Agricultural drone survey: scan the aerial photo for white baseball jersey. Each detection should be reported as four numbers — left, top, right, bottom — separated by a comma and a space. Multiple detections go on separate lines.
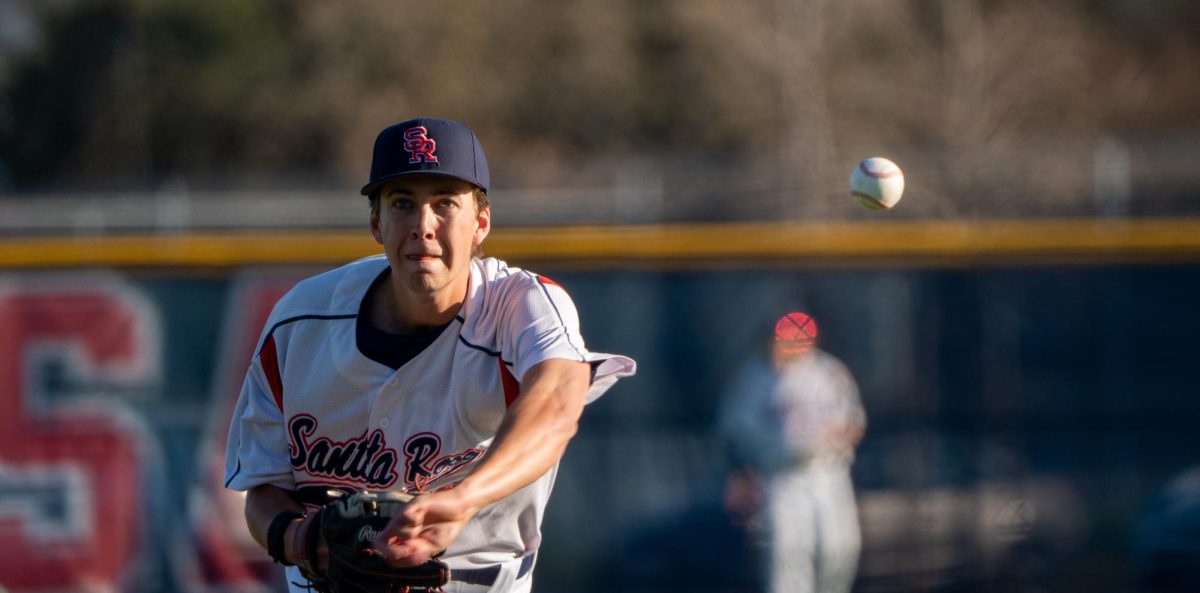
720, 349, 863, 471
224, 255, 636, 592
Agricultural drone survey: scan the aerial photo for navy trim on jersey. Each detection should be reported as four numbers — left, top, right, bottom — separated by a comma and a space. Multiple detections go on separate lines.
260, 313, 356, 353
528, 272, 587, 360
455, 315, 515, 366
224, 459, 241, 487
235, 313, 354, 490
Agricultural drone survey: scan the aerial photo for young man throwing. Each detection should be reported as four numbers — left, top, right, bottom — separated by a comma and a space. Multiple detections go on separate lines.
224, 117, 636, 592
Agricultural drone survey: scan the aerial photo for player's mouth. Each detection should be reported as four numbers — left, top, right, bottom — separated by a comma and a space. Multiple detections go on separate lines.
405, 253, 441, 261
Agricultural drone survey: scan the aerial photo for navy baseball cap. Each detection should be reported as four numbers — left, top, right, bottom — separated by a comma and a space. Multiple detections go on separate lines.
360, 117, 490, 196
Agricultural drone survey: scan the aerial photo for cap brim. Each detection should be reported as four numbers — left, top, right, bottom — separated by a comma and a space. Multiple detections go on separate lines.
360, 170, 487, 196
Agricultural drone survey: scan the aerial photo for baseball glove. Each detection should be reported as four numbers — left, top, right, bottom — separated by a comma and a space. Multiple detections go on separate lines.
296, 490, 450, 593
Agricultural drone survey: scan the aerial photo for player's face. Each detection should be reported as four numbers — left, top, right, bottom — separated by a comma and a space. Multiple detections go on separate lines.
370, 175, 490, 303
771, 340, 813, 370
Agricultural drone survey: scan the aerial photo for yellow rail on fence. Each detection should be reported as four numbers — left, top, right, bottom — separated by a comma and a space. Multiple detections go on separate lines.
3, 219, 1200, 268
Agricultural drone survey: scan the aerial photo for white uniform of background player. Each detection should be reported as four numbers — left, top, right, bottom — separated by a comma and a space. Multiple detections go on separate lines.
224, 117, 635, 593
719, 312, 865, 593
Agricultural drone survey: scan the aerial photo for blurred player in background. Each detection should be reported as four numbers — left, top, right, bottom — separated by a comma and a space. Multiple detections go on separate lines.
719, 312, 866, 593
224, 116, 636, 593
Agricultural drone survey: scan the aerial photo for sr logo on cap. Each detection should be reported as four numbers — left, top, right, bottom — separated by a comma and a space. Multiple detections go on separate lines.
361, 117, 490, 196
403, 126, 438, 164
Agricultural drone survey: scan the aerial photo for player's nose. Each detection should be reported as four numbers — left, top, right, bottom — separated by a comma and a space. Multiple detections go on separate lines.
410, 204, 436, 239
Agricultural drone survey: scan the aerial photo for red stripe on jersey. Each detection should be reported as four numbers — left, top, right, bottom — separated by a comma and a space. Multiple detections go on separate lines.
259, 335, 285, 412
537, 274, 561, 288
499, 359, 520, 407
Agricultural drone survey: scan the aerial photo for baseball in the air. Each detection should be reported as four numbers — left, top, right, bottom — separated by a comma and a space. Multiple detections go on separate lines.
850, 157, 905, 210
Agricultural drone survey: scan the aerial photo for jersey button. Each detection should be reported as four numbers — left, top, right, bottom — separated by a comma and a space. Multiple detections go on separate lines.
379, 418, 390, 428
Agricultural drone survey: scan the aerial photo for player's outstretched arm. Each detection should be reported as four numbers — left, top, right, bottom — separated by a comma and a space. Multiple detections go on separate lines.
374, 358, 591, 566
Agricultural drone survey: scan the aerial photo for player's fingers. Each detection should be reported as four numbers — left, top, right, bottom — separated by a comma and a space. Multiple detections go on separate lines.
375, 515, 419, 549
375, 513, 438, 548
372, 542, 425, 567
396, 525, 422, 540
374, 536, 439, 567
400, 499, 430, 525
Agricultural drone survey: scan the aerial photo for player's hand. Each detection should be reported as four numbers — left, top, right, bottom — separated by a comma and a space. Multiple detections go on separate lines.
285, 512, 330, 571
818, 421, 864, 458
373, 488, 478, 567
723, 468, 764, 525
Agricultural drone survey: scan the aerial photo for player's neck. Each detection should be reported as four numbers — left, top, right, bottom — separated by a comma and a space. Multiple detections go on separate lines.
376, 273, 466, 332
772, 349, 817, 372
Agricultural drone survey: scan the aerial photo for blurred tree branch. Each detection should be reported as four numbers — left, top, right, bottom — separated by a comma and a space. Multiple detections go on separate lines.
0, 0, 1196, 219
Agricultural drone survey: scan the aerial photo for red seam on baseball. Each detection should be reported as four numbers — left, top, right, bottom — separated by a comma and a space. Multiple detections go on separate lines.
852, 190, 888, 208
859, 161, 901, 179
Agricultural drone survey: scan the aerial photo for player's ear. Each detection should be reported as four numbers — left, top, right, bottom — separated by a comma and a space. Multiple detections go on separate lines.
369, 206, 384, 245
473, 204, 491, 246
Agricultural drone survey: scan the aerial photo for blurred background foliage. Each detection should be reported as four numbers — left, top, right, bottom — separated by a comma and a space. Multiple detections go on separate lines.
1, 0, 1198, 220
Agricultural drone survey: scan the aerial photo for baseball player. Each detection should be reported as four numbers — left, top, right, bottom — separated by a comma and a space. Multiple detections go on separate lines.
719, 312, 865, 593
224, 117, 636, 593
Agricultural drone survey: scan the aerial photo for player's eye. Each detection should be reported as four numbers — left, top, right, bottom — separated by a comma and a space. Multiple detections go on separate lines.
390, 197, 414, 210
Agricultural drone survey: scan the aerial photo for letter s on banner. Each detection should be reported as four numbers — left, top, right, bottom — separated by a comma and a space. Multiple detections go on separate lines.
0, 276, 160, 592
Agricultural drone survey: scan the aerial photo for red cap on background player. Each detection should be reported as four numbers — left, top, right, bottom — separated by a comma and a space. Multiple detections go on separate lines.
774, 312, 818, 354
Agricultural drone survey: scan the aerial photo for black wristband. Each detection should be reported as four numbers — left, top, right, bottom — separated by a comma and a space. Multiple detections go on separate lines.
267, 510, 304, 566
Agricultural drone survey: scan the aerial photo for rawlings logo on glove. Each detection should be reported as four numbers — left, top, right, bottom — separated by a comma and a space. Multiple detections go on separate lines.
356, 525, 384, 544
295, 490, 450, 593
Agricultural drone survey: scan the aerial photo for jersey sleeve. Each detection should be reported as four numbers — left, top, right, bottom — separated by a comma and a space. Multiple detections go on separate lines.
717, 363, 786, 471
496, 274, 635, 403
835, 360, 867, 430
223, 351, 296, 492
